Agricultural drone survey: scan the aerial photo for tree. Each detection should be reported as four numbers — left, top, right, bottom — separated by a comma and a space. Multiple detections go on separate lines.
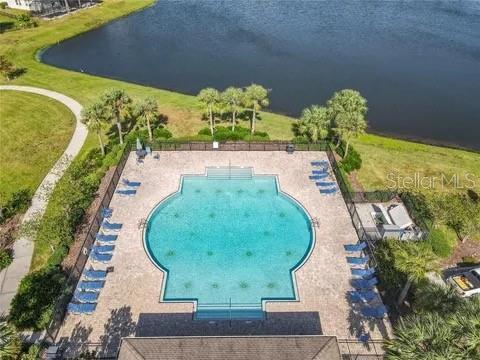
222, 87, 243, 131
244, 84, 269, 134
327, 89, 368, 157
394, 242, 438, 306
135, 97, 159, 142
429, 192, 480, 242
81, 103, 107, 156
296, 105, 330, 142
197, 88, 220, 135
0, 317, 20, 359
101, 89, 132, 145
414, 283, 463, 314
0, 56, 15, 81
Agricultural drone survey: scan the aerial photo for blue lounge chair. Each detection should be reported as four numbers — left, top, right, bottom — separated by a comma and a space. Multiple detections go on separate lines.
316, 181, 336, 187
358, 333, 370, 343
320, 187, 338, 194
92, 245, 115, 254
361, 305, 387, 319
344, 242, 367, 252
77, 280, 105, 292
96, 233, 117, 242
101, 220, 122, 231
351, 267, 376, 278
311, 160, 329, 167
348, 290, 377, 303
84, 268, 107, 280
146, 146, 152, 155
122, 178, 141, 187
352, 277, 378, 289
90, 251, 112, 263
347, 255, 370, 265
309, 174, 329, 180
74, 290, 99, 303
116, 189, 137, 196
312, 169, 327, 175
101, 207, 113, 218
67, 302, 96, 314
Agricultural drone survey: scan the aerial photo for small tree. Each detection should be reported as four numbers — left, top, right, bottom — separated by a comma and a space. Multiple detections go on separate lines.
244, 84, 269, 134
101, 89, 132, 145
0, 56, 15, 81
222, 87, 243, 131
327, 89, 368, 156
197, 88, 220, 135
296, 105, 329, 142
394, 241, 438, 306
81, 103, 107, 156
0, 317, 21, 359
135, 97, 159, 142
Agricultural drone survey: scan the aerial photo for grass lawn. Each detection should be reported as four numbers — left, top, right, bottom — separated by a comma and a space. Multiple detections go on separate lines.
0, 91, 75, 206
352, 134, 480, 194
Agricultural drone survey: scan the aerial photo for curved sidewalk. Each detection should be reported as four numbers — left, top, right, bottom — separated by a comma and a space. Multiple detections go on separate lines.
0, 86, 87, 313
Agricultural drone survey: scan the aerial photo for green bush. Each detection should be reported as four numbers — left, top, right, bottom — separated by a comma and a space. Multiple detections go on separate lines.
15, 14, 37, 29
426, 226, 456, 258
291, 136, 310, 144
10, 266, 65, 331
0, 249, 12, 270
336, 142, 362, 173
124, 127, 172, 145
0, 188, 32, 223
197, 126, 269, 141
0, 2, 7, 9
373, 240, 408, 294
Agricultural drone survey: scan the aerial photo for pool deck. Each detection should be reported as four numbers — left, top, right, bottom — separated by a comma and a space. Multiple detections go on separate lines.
57, 151, 392, 356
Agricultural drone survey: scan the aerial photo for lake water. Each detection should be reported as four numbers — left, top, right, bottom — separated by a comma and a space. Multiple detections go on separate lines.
42, 0, 480, 150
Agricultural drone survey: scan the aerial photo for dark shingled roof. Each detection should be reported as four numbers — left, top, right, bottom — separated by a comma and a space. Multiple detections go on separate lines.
117, 335, 341, 360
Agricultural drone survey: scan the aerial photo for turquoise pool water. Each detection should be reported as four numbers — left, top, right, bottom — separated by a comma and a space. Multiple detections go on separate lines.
144, 175, 313, 308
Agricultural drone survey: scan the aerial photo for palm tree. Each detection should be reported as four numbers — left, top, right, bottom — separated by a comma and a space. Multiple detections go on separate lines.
244, 84, 269, 134
135, 97, 159, 142
327, 89, 368, 155
101, 89, 132, 145
197, 88, 220, 135
0, 317, 20, 359
449, 295, 480, 358
296, 105, 329, 142
81, 102, 107, 156
414, 283, 463, 314
222, 87, 243, 131
394, 242, 438, 306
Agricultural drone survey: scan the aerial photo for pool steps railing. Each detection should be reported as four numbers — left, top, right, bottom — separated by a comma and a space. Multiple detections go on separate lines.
195, 302, 264, 321
206, 166, 253, 180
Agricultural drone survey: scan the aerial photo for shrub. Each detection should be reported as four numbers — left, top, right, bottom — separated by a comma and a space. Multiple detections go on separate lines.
0, 249, 12, 270
291, 136, 309, 144
373, 239, 408, 295
425, 226, 456, 258
0, 188, 32, 223
125, 127, 173, 145
198, 127, 212, 136
336, 142, 362, 173
0, 2, 7, 9
19, 344, 42, 360
15, 14, 37, 29
197, 126, 269, 141
9, 266, 65, 331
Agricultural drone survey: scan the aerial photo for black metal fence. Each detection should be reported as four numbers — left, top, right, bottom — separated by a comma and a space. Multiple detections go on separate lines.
45, 147, 130, 343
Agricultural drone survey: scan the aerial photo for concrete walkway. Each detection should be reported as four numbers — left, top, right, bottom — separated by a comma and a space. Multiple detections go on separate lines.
0, 86, 87, 313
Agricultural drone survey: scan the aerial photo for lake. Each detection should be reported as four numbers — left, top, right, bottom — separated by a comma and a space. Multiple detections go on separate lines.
42, 0, 480, 150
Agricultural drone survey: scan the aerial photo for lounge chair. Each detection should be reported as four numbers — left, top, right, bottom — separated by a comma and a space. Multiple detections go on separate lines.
90, 251, 112, 263
316, 181, 336, 187
352, 277, 378, 290
96, 233, 118, 242
74, 290, 99, 303
92, 245, 115, 254
309, 174, 329, 180
312, 169, 327, 175
348, 290, 377, 303
351, 267, 376, 278
101, 207, 113, 218
320, 187, 338, 194
311, 160, 329, 167
344, 242, 367, 252
146, 146, 152, 155
67, 302, 96, 314
347, 255, 370, 265
77, 280, 105, 292
84, 268, 107, 280
361, 305, 387, 319
116, 189, 137, 196
122, 178, 141, 187
101, 220, 122, 231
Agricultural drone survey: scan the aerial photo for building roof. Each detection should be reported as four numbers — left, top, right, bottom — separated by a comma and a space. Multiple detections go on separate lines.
117, 335, 341, 360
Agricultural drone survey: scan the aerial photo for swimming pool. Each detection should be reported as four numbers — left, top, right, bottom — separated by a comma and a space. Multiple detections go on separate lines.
144, 173, 314, 314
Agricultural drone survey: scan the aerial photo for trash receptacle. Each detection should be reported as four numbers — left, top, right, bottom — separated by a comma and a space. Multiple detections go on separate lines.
286, 144, 295, 154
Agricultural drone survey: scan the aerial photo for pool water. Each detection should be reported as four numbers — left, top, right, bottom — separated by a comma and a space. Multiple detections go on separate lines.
144, 175, 313, 308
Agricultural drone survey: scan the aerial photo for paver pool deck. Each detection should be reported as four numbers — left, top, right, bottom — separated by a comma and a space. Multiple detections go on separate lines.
57, 151, 391, 356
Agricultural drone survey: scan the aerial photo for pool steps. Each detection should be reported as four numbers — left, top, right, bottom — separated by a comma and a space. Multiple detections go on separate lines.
206, 166, 253, 180
195, 303, 264, 320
